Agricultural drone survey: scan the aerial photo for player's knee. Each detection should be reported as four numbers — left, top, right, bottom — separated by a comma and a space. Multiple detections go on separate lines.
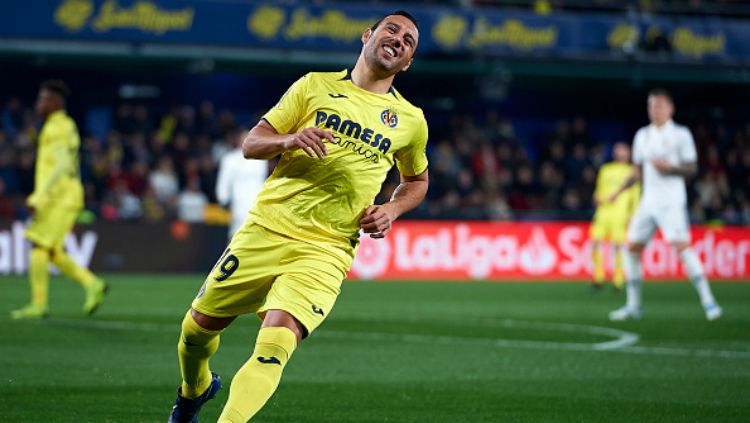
262, 310, 305, 343
190, 308, 236, 331
180, 310, 225, 349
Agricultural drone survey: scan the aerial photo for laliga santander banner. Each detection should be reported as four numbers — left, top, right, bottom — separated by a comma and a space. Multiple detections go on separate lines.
350, 221, 750, 281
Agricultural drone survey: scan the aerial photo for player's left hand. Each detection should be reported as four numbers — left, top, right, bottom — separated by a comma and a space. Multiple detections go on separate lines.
359, 204, 396, 239
651, 158, 673, 174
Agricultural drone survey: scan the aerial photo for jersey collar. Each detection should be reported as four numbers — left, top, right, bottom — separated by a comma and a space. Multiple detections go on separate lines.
340, 69, 399, 100
651, 119, 674, 132
47, 109, 67, 120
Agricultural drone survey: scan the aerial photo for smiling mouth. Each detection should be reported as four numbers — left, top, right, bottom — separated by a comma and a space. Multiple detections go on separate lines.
382, 45, 397, 58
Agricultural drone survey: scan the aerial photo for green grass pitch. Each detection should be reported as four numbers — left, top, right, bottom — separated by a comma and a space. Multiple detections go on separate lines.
1, 275, 749, 422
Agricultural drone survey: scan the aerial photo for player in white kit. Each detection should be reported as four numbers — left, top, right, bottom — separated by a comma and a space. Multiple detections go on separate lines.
216, 128, 268, 238
607, 89, 722, 321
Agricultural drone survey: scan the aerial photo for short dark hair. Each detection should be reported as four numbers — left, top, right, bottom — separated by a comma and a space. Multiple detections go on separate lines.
648, 88, 673, 104
370, 10, 419, 32
41, 79, 71, 99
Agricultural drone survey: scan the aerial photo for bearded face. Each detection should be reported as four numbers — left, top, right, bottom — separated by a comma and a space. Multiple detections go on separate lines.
363, 15, 418, 75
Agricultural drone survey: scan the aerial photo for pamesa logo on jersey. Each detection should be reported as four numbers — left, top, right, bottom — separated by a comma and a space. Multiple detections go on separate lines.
381, 109, 398, 128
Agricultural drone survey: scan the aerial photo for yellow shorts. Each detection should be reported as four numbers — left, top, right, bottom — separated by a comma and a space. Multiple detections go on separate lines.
191, 221, 354, 336
25, 205, 80, 250
589, 211, 628, 244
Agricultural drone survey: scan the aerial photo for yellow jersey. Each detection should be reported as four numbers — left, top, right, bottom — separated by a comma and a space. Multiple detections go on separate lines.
30, 110, 84, 209
593, 161, 639, 218
250, 70, 429, 246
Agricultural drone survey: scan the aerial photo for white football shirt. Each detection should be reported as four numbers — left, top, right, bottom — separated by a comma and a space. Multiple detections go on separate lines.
216, 148, 268, 236
632, 120, 697, 206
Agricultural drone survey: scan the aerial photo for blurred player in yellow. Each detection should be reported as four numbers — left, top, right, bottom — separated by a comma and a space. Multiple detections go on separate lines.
11, 80, 107, 320
167, 11, 429, 423
590, 142, 640, 291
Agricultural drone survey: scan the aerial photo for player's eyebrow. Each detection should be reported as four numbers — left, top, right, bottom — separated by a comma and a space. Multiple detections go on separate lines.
385, 21, 416, 45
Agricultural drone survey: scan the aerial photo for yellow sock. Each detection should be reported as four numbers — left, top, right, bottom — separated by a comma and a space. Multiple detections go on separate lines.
29, 247, 50, 307
178, 310, 221, 398
218, 327, 297, 423
613, 247, 625, 289
51, 250, 96, 289
592, 244, 605, 284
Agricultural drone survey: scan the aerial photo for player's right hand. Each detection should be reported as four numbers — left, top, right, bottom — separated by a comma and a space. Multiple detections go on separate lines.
608, 192, 619, 203
283, 127, 333, 159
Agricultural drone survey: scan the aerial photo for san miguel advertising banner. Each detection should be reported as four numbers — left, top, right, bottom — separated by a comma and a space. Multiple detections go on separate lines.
350, 221, 750, 281
1, 219, 748, 280
0, 0, 749, 62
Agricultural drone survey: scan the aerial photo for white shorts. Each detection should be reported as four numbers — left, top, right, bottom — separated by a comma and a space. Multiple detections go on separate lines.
627, 202, 691, 244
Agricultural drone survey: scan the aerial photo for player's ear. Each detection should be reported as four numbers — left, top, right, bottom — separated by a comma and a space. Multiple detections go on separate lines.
401, 58, 413, 72
362, 28, 372, 44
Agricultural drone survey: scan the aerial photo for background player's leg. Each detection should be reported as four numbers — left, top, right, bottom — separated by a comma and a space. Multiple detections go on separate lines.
51, 248, 97, 289
624, 243, 645, 310
675, 242, 722, 320
609, 242, 646, 320
50, 248, 107, 314
590, 240, 606, 288
612, 244, 627, 290
610, 207, 654, 320
29, 247, 50, 307
218, 309, 302, 423
11, 246, 51, 319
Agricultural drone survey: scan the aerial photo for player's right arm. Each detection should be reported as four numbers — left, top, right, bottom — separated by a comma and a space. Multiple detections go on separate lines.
242, 120, 333, 160
609, 165, 641, 202
242, 72, 333, 160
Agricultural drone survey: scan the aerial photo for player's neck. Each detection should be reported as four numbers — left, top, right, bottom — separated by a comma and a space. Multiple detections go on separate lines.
350, 61, 396, 95
652, 119, 670, 128
43, 107, 64, 119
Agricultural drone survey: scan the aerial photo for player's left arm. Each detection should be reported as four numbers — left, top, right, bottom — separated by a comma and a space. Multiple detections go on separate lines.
27, 143, 69, 209
651, 159, 697, 178
360, 114, 429, 239
359, 170, 429, 239
651, 127, 698, 178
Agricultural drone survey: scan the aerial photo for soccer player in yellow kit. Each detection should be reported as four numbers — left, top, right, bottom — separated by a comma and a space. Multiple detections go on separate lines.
10, 80, 107, 320
589, 142, 640, 290
167, 11, 429, 423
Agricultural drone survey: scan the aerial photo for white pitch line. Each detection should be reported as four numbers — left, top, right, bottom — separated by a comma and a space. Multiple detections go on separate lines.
620, 345, 750, 359
34, 317, 750, 359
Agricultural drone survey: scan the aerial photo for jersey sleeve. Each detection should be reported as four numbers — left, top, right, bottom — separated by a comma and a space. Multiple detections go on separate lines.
632, 129, 644, 165
394, 113, 429, 177
31, 120, 73, 201
262, 73, 311, 134
678, 128, 698, 163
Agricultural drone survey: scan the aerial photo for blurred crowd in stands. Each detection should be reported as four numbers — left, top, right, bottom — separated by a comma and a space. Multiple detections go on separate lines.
1, 97, 748, 225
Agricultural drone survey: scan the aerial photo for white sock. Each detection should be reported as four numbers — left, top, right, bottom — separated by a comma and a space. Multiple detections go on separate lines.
679, 248, 717, 306
623, 251, 642, 310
